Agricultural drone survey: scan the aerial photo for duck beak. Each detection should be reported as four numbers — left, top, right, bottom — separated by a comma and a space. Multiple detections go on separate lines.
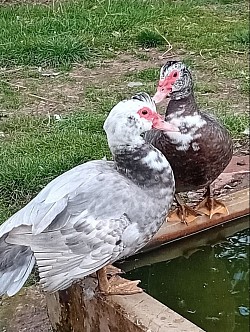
152, 114, 179, 132
153, 80, 172, 104
153, 89, 171, 104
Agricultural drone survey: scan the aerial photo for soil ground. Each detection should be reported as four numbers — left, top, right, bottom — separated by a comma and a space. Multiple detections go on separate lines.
0, 286, 51, 332
1, 49, 248, 117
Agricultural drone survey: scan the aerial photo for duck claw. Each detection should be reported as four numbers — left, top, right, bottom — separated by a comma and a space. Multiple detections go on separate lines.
167, 205, 202, 225
97, 267, 142, 295
101, 275, 143, 295
196, 197, 229, 219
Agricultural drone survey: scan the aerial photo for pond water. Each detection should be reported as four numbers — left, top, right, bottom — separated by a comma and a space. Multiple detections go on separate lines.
124, 220, 249, 332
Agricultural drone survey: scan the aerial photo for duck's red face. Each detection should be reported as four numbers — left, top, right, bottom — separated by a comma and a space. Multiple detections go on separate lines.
153, 69, 180, 104
137, 106, 178, 132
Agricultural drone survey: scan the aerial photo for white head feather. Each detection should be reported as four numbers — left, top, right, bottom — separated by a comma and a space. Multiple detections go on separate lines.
103, 93, 157, 151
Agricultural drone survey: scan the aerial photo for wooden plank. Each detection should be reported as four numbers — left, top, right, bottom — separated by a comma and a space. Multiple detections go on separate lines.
119, 214, 249, 272
143, 188, 249, 253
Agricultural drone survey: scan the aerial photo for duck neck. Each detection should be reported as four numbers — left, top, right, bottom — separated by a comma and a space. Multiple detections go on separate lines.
166, 92, 198, 117
113, 144, 173, 190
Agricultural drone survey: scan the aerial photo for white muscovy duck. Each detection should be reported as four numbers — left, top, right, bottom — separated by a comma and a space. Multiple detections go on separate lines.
0, 92, 177, 297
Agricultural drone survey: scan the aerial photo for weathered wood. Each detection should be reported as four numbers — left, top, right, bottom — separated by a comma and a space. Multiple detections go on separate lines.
46, 277, 204, 332
143, 188, 249, 253
120, 214, 249, 273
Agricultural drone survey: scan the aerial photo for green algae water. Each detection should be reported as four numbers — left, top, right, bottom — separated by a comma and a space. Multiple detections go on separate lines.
124, 219, 249, 332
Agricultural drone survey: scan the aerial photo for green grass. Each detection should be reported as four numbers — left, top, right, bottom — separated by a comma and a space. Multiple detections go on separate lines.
0, 111, 110, 221
0, 0, 248, 67
218, 111, 249, 137
231, 28, 249, 46
136, 30, 165, 48
0, 81, 23, 109
240, 81, 249, 95
126, 67, 159, 82
0, 0, 249, 224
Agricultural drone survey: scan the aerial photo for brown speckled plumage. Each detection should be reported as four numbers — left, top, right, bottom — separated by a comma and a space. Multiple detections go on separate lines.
146, 93, 233, 192
147, 62, 233, 194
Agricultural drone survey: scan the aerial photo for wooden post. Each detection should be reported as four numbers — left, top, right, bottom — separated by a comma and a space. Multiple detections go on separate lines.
46, 277, 204, 332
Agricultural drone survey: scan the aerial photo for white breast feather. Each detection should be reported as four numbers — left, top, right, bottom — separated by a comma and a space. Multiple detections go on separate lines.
142, 150, 167, 171
192, 142, 200, 151
167, 114, 206, 151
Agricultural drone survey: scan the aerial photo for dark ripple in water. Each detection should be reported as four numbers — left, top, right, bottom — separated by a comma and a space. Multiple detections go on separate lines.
126, 228, 250, 332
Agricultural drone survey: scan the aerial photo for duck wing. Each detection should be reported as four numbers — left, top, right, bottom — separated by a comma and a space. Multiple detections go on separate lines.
1, 160, 140, 292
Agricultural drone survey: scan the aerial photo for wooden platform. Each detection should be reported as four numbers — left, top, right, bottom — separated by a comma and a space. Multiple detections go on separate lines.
46, 278, 204, 332
143, 188, 249, 253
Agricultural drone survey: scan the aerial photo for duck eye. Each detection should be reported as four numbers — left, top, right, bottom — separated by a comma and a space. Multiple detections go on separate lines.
138, 107, 152, 117
173, 72, 178, 77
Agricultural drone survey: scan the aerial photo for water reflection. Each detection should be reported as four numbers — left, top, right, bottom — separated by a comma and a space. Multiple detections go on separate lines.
126, 228, 249, 332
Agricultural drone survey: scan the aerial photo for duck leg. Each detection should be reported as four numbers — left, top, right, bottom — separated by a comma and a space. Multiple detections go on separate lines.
196, 185, 229, 219
105, 264, 124, 276
97, 267, 142, 295
167, 193, 201, 225
90, 264, 123, 279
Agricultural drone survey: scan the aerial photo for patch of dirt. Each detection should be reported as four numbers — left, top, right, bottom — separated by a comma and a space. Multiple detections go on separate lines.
0, 286, 51, 332
1, 48, 247, 118
234, 139, 249, 156
0, 50, 168, 116
213, 155, 249, 195
194, 52, 249, 113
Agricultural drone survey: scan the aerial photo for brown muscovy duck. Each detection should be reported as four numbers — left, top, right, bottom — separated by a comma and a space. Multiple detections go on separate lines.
146, 61, 233, 223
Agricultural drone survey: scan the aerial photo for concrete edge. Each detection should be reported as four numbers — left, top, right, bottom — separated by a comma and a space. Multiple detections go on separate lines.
46, 277, 204, 332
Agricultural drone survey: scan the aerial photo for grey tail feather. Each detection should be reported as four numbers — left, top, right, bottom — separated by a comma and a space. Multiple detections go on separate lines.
0, 236, 35, 296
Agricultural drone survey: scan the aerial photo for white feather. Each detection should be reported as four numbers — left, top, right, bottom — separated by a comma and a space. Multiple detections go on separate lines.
166, 114, 206, 151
